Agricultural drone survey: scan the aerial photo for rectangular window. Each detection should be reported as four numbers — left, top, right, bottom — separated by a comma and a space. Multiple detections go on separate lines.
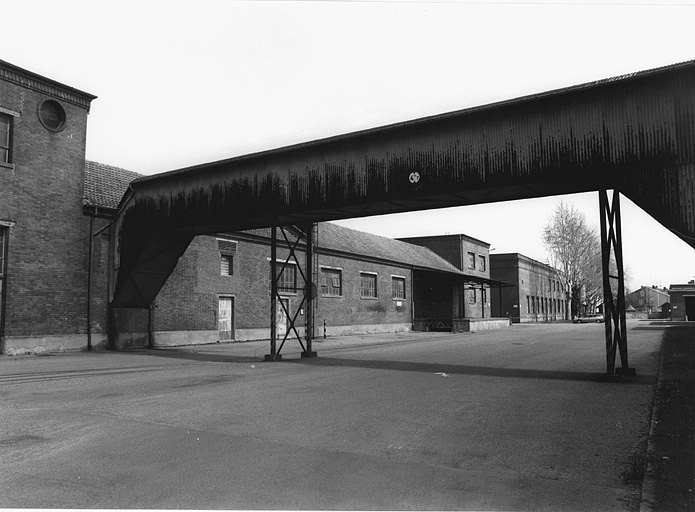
482, 287, 487, 303
467, 251, 476, 270
469, 288, 476, 303
392, 276, 406, 300
220, 254, 233, 276
218, 239, 237, 276
360, 272, 377, 298
321, 267, 342, 296
0, 113, 11, 164
274, 262, 297, 293
478, 255, 486, 272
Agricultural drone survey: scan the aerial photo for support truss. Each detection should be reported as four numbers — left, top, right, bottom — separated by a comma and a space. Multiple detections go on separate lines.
598, 190, 635, 377
265, 223, 317, 361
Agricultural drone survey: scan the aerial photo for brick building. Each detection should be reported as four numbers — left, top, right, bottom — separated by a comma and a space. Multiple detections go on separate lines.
0, 60, 97, 354
397, 234, 498, 320
1, 59, 509, 355
669, 281, 695, 321
109, 220, 469, 348
489, 253, 566, 323
625, 285, 670, 317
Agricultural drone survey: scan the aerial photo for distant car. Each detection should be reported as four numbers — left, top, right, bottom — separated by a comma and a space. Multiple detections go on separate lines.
573, 314, 604, 323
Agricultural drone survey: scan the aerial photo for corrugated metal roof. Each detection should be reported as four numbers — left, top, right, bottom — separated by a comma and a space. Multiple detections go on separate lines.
84, 160, 142, 210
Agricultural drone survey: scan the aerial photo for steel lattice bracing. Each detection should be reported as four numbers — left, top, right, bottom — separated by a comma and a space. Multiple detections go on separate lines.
112, 60, 695, 309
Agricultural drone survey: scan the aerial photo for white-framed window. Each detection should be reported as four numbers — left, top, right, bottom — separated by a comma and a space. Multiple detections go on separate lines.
467, 251, 476, 270
0, 113, 12, 164
321, 267, 342, 297
360, 272, 377, 299
273, 261, 297, 293
478, 255, 486, 272
392, 276, 406, 300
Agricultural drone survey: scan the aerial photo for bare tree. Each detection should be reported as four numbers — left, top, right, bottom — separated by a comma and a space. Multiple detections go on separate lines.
541, 201, 599, 320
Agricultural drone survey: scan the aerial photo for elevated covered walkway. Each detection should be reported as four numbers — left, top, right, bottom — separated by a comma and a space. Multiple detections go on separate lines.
111, 60, 695, 373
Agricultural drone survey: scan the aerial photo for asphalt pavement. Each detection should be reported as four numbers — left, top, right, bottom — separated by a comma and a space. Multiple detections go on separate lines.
0, 320, 687, 511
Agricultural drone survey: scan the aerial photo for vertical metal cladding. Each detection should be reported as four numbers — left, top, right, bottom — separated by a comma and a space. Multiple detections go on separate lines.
114, 61, 695, 307
133, 63, 690, 232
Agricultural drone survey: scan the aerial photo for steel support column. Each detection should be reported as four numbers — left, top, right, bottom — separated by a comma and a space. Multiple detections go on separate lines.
598, 190, 635, 377
265, 224, 317, 361
302, 223, 317, 358
265, 224, 281, 361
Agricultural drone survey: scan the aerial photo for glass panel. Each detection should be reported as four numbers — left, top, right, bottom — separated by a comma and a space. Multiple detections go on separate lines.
0, 148, 7, 163
361, 274, 376, 298
0, 129, 8, 147
0, 114, 9, 132
276, 263, 296, 292
393, 278, 405, 299
321, 269, 341, 295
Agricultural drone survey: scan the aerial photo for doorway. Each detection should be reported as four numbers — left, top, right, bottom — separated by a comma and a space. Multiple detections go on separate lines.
276, 298, 289, 338
685, 296, 695, 321
218, 296, 235, 341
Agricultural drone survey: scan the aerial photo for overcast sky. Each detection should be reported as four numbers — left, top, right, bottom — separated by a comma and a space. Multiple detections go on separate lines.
4, 0, 694, 290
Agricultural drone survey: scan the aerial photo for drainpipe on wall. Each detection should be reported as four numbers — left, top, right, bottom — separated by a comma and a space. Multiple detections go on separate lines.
87, 208, 95, 351
87, 209, 115, 351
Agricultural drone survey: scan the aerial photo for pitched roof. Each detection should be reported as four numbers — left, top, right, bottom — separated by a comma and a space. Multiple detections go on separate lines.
84, 160, 142, 210
241, 223, 464, 275
318, 222, 463, 274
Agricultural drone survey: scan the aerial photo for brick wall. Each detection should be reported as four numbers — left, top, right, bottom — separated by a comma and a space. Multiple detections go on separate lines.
491, 253, 566, 323
0, 66, 94, 353
115, 232, 414, 345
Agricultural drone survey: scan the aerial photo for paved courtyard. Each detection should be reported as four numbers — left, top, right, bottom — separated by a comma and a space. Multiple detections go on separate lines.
0, 320, 671, 510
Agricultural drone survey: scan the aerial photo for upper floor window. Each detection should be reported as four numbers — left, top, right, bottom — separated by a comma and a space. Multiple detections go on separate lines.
0, 113, 11, 164
478, 255, 486, 272
392, 276, 406, 300
467, 251, 476, 270
360, 272, 377, 298
218, 239, 237, 276
321, 267, 342, 297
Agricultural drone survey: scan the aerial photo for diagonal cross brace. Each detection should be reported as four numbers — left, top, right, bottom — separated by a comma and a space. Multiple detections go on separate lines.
598, 190, 635, 377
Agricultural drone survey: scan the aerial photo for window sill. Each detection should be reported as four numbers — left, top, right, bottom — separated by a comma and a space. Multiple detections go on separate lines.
0, 162, 15, 172
360, 296, 378, 300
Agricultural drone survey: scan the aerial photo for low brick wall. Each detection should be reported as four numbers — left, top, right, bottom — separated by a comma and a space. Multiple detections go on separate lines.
454, 318, 511, 333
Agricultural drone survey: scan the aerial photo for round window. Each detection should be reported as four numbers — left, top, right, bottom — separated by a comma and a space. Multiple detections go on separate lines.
38, 100, 67, 132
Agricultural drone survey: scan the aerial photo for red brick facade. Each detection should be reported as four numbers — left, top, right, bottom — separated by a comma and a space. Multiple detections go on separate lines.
0, 61, 96, 354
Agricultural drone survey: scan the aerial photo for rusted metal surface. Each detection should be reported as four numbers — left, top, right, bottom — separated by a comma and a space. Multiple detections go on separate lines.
113, 60, 695, 308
